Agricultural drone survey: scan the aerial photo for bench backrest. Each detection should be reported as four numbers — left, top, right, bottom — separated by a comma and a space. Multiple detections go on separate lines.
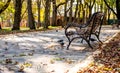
86, 12, 105, 34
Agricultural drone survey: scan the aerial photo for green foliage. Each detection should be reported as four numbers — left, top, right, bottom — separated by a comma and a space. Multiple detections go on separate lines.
105, 0, 115, 6
0, 1, 14, 23
0, 2, 4, 9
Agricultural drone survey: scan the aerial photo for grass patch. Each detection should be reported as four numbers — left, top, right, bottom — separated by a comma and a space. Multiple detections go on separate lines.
48, 26, 60, 29
20, 27, 30, 30
0, 26, 62, 35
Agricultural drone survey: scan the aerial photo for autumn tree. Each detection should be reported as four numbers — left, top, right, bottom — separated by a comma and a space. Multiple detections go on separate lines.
104, 0, 120, 28
0, 0, 11, 29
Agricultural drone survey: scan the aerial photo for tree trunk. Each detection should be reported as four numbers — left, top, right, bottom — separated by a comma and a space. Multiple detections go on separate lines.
107, 9, 111, 25
69, 0, 73, 22
27, 0, 36, 30
52, 0, 57, 26
74, 0, 79, 22
77, 0, 82, 24
37, 0, 41, 28
52, 1, 66, 26
63, 0, 68, 27
88, 0, 95, 18
0, 23, 1, 29
44, 0, 50, 29
116, 0, 120, 28
12, 0, 22, 30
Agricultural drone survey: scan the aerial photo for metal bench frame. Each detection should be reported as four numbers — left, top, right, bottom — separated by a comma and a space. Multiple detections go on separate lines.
65, 12, 105, 50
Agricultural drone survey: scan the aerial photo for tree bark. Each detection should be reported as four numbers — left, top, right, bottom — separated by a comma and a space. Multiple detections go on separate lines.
107, 9, 111, 25
116, 0, 120, 28
116, 0, 120, 19
44, 0, 50, 29
12, 0, 22, 30
37, 0, 41, 28
74, 0, 79, 22
63, 0, 68, 27
0, 23, 1, 29
69, 0, 73, 22
77, 0, 82, 24
52, 0, 57, 26
52, 1, 66, 26
27, 0, 36, 30
86, 0, 95, 18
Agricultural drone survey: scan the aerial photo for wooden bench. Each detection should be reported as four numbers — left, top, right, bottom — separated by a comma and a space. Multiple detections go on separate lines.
65, 12, 105, 50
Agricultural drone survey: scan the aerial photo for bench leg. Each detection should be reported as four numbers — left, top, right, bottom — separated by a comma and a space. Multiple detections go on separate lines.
95, 34, 103, 44
81, 39, 84, 43
66, 36, 94, 49
66, 41, 71, 50
66, 38, 76, 50
85, 39, 93, 49
98, 38, 102, 43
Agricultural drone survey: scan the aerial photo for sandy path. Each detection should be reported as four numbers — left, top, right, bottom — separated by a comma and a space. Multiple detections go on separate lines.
0, 26, 119, 73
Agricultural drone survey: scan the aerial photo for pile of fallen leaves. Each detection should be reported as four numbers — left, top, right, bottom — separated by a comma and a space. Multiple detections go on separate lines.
78, 32, 120, 73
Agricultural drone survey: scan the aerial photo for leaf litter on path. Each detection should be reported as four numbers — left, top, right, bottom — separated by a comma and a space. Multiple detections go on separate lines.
78, 32, 120, 73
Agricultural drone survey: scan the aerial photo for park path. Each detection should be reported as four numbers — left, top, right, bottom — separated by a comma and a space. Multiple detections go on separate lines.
0, 25, 119, 73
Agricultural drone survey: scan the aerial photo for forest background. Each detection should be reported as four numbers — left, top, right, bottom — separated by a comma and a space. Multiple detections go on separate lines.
0, 0, 120, 30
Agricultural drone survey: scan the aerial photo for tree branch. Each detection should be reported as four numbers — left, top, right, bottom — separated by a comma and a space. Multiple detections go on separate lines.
22, 0, 25, 4
0, 0, 11, 14
103, 0, 117, 16
41, 0, 45, 8
66, 6, 72, 13
21, 7, 27, 19
56, 2, 66, 9
91, 0, 95, 8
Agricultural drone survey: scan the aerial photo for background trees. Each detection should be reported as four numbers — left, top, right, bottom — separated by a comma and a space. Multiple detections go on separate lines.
104, 0, 120, 27
0, 0, 119, 30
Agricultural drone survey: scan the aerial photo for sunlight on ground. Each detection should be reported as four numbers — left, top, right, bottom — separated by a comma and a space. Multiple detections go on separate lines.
0, 25, 120, 73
